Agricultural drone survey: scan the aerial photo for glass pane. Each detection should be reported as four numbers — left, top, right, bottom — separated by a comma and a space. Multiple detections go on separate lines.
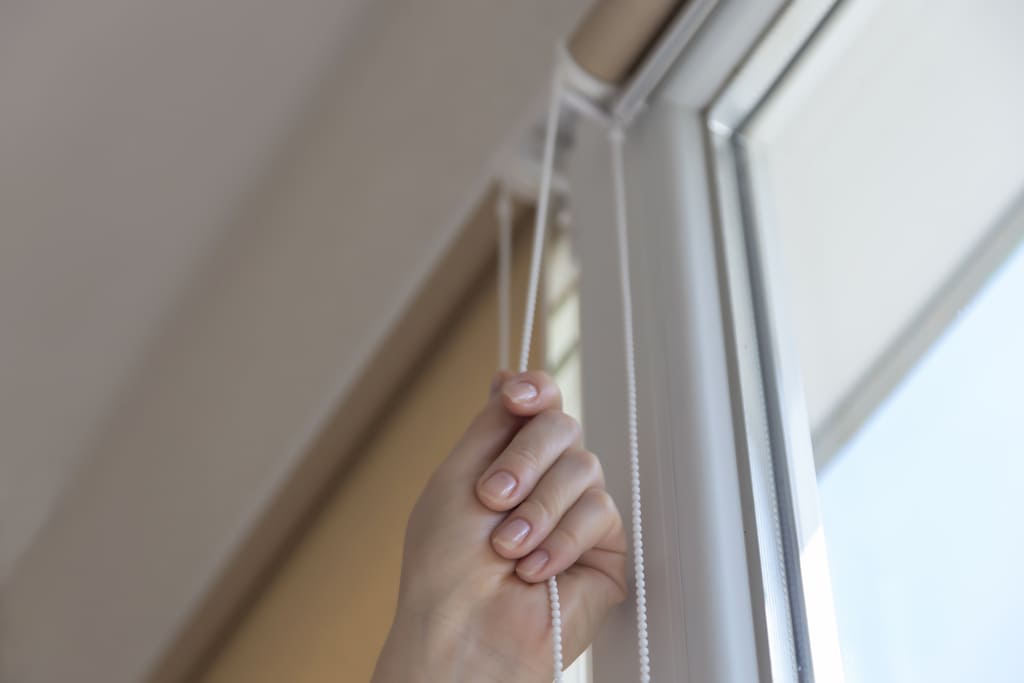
820, 241, 1024, 682
742, 1, 1024, 680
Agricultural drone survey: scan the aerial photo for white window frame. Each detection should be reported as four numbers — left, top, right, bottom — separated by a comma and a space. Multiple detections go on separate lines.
566, 2, 849, 681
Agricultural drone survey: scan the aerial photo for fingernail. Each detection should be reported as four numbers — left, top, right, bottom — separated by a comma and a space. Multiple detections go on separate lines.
503, 380, 538, 404
495, 518, 531, 548
480, 470, 517, 499
519, 549, 550, 576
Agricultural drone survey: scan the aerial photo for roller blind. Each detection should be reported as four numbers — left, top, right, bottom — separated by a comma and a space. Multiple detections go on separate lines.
198, 224, 538, 683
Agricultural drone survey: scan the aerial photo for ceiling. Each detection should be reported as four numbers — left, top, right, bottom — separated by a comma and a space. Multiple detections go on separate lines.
0, 0, 374, 582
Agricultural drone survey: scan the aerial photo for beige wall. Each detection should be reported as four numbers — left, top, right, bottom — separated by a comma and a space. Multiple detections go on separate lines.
199, 234, 534, 682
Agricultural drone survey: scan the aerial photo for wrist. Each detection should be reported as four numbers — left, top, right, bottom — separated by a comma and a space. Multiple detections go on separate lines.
372, 607, 545, 683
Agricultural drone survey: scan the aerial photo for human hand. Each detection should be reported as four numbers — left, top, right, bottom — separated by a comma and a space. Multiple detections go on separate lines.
372, 370, 627, 683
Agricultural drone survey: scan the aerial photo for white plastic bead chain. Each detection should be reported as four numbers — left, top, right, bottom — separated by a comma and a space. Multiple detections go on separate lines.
609, 125, 651, 683
497, 54, 651, 683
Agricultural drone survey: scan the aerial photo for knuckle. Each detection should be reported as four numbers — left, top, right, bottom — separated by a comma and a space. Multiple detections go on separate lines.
540, 409, 580, 442
570, 449, 603, 483
585, 487, 617, 517
518, 496, 554, 527
549, 524, 582, 552
610, 567, 629, 604
537, 407, 561, 423
506, 445, 542, 474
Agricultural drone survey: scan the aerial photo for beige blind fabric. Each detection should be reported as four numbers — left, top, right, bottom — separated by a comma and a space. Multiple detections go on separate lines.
568, 0, 683, 84
198, 228, 536, 683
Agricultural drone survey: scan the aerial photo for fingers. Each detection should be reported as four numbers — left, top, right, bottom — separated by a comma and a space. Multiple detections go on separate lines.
446, 371, 562, 478
489, 447, 604, 560
475, 408, 581, 512
489, 369, 515, 396
515, 487, 624, 584
498, 370, 562, 416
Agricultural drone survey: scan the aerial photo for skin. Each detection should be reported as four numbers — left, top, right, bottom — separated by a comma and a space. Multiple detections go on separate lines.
372, 370, 627, 683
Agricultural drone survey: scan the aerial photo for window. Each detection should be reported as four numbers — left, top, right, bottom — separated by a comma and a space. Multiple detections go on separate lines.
818, 236, 1024, 682
564, 1, 1024, 680
733, 0, 1024, 680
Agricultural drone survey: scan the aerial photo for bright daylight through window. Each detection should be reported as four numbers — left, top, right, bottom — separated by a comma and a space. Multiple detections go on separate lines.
741, 0, 1024, 680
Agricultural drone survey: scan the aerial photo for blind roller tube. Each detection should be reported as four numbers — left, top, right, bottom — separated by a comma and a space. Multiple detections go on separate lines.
568, 0, 684, 85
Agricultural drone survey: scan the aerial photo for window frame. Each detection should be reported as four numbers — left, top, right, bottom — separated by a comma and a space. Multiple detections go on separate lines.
566, 2, 849, 681
708, 1, 1024, 680
708, 3, 852, 681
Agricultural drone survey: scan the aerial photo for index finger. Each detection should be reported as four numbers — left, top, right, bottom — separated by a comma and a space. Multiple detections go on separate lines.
444, 371, 563, 478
